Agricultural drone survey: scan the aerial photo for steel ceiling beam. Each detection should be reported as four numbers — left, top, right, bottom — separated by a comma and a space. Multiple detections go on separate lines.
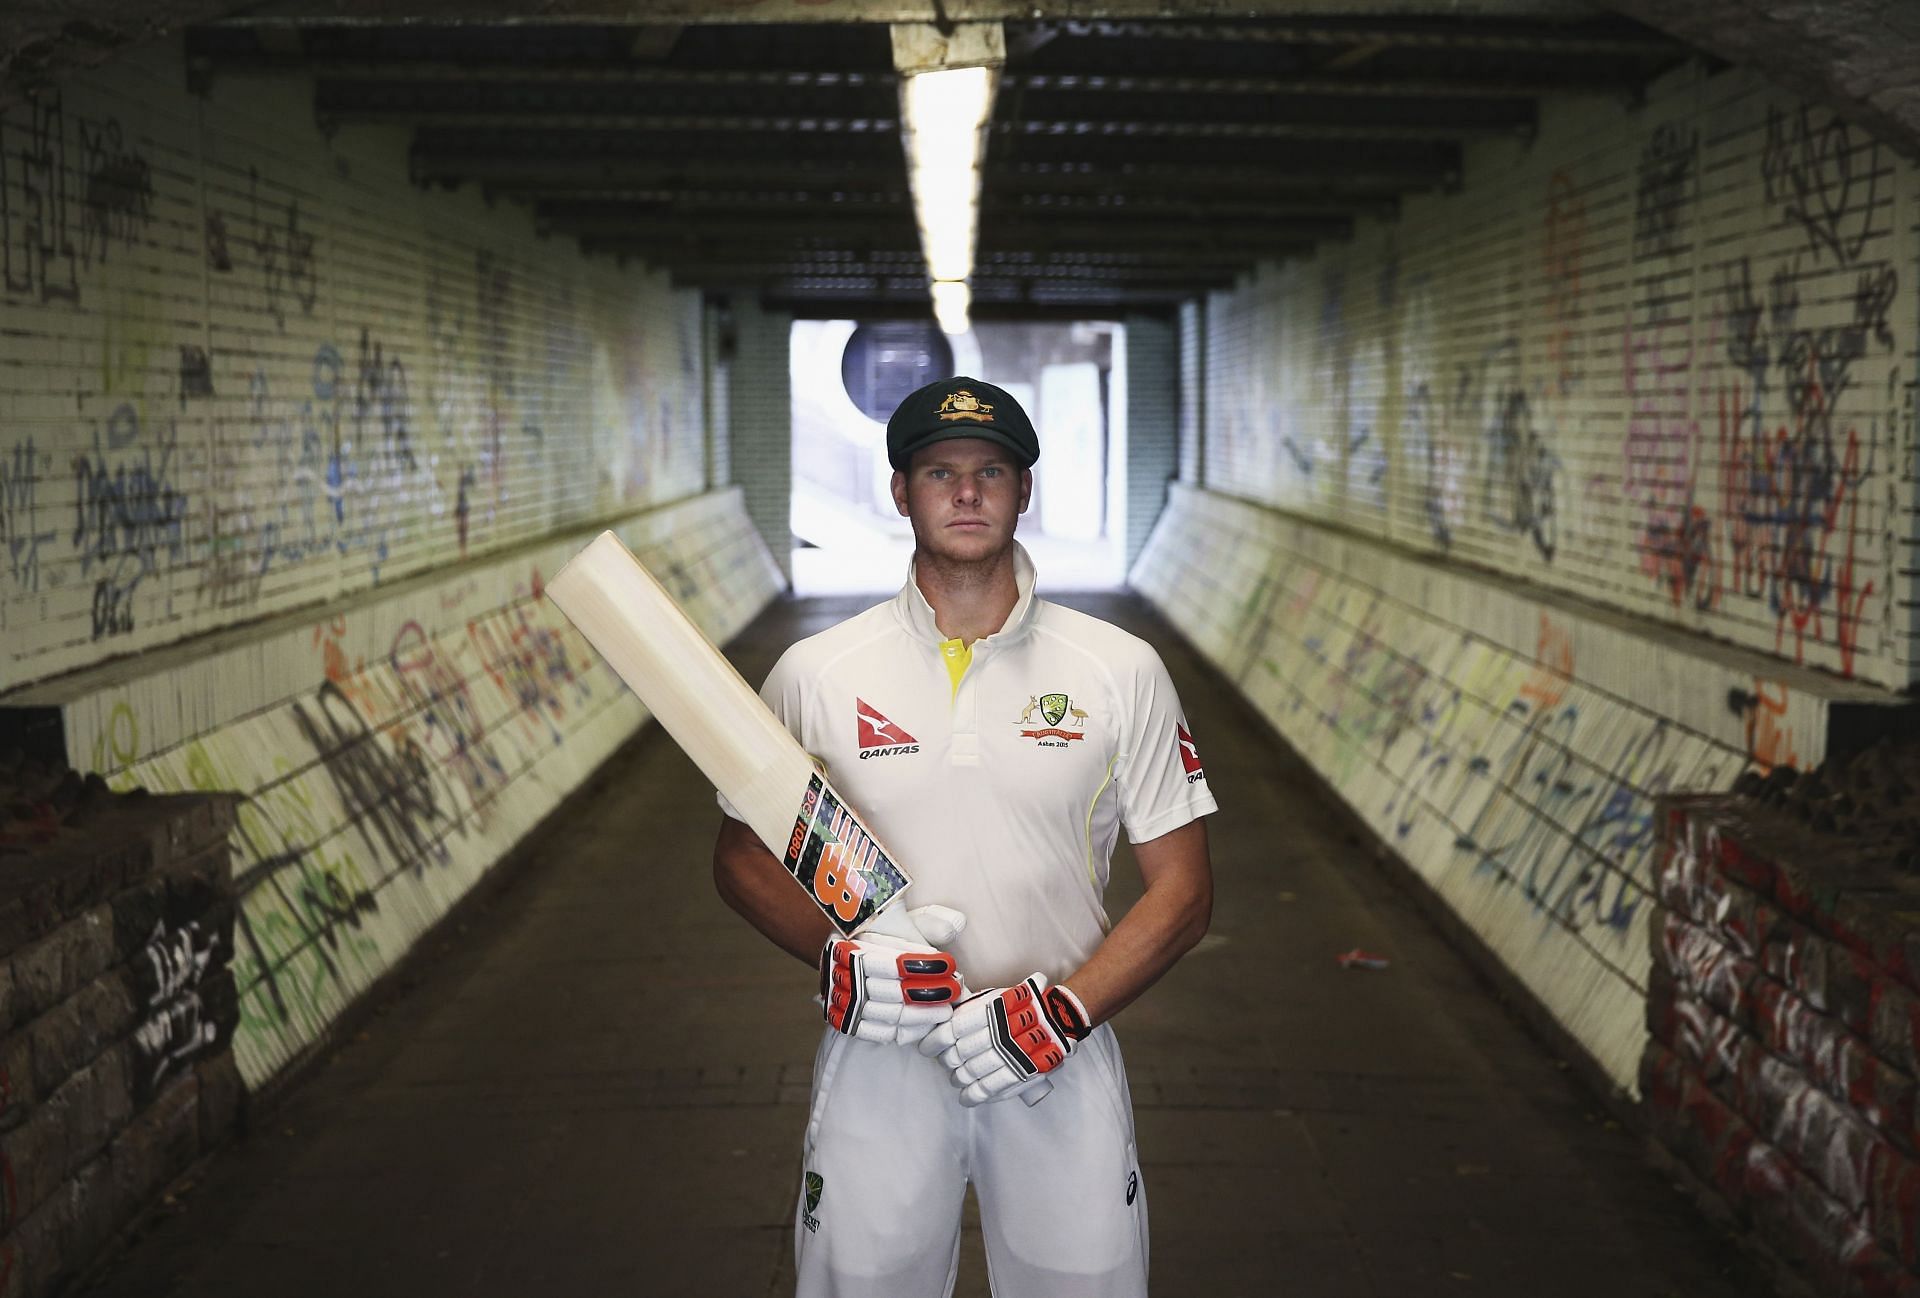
241, 60, 889, 84
584, 244, 1273, 269
548, 214, 1349, 245
1007, 70, 1597, 98
994, 193, 1400, 221
772, 301, 1171, 324
667, 259, 1241, 282
410, 154, 902, 188
555, 217, 918, 243
999, 88, 1534, 134
173, 3, 1612, 28
536, 194, 1379, 223
327, 107, 899, 132
314, 77, 893, 118
538, 198, 911, 222
410, 151, 1437, 200
995, 116, 1500, 143
1031, 17, 1676, 55
204, 57, 1606, 102
327, 87, 1513, 143
583, 237, 1311, 263
502, 186, 1397, 221
744, 277, 1200, 304
409, 125, 906, 164
989, 160, 1429, 193
673, 269, 1239, 294
409, 130, 1459, 176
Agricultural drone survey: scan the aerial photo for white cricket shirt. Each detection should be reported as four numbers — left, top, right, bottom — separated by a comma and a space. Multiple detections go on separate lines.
722, 544, 1217, 988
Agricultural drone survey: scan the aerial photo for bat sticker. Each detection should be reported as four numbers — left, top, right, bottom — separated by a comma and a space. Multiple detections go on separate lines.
784, 774, 911, 935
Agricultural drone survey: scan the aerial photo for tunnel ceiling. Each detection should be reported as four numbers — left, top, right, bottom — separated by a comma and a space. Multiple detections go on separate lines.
13, 1, 1920, 318
171, 11, 1687, 318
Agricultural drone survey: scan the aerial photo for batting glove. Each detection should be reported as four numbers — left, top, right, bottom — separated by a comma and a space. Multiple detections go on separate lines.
819, 905, 966, 1047
919, 973, 1091, 1106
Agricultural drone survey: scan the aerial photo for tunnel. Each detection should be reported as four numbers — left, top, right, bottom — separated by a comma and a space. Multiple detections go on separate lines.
1, 2, 1919, 1295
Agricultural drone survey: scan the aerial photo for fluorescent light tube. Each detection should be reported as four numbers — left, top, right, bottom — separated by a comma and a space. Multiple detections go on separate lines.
931, 280, 972, 335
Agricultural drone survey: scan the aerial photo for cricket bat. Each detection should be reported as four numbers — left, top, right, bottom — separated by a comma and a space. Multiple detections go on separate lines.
546, 531, 1050, 1102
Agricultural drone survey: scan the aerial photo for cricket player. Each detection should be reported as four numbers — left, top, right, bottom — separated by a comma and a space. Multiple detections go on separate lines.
712, 376, 1216, 1297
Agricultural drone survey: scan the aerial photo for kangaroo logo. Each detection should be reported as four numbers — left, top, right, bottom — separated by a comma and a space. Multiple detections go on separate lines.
1016, 691, 1088, 745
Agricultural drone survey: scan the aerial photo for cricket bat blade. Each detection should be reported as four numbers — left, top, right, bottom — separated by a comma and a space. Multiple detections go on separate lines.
544, 531, 1050, 1102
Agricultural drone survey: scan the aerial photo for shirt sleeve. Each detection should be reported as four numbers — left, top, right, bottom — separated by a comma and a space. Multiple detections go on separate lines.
715, 646, 808, 823
1113, 647, 1218, 844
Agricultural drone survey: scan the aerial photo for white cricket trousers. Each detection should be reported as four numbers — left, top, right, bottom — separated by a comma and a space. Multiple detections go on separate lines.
793, 1023, 1148, 1298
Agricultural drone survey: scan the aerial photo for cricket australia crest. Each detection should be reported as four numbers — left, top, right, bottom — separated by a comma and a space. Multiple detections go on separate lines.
802, 1171, 823, 1233
936, 389, 995, 422
1016, 691, 1088, 746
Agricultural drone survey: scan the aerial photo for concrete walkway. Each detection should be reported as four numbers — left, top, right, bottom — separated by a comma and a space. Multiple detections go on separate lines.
86, 592, 1766, 1298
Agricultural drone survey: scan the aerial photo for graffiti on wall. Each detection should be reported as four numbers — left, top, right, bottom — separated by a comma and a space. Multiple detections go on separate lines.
75, 116, 153, 267
1194, 84, 1905, 686
1623, 120, 1713, 615
1726, 679, 1799, 772
71, 406, 190, 640
246, 167, 317, 328
0, 438, 57, 594
1400, 272, 1462, 550
1625, 316, 1716, 612
202, 323, 430, 615
291, 680, 461, 875
131, 579, 614, 1076
131, 914, 223, 1100
1543, 169, 1588, 397
1634, 124, 1697, 260
1718, 102, 1891, 678
1452, 340, 1560, 562
1132, 489, 1770, 1091
389, 619, 508, 815
203, 166, 320, 331
0, 94, 154, 304
1762, 103, 1879, 267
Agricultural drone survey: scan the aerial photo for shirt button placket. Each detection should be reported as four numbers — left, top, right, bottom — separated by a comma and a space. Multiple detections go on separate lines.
950, 645, 981, 767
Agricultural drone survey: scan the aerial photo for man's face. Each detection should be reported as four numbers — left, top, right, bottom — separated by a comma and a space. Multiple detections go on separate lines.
891, 438, 1032, 564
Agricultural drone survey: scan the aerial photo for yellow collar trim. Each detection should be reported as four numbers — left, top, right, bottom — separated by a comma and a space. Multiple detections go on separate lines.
940, 637, 972, 700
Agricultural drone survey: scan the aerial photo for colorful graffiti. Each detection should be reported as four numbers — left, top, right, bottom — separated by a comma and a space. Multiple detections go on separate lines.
1133, 487, 1758, 1093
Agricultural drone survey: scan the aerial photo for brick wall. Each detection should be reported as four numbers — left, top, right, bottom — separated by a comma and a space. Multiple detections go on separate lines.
729, 300, 794, 583
0, 766, 241, 1298
1199, 62, 1918, 691
1650, 759, 1920, 1298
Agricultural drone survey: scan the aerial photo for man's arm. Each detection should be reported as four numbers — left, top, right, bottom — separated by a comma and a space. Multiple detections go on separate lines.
919, 816, 1211, 1105
712, 814, 836, 967
714, 814, 970, 1047
1064, 817, 1213, 1025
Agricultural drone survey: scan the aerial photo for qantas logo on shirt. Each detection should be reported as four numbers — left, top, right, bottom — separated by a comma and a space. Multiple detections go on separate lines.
856, 699, 920, 759
1176, 724, 1206, 783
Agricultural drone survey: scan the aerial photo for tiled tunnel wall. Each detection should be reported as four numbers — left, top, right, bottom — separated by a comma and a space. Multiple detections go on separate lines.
1135, 58, 1919, 1097
0, 39, 785, 1091
1199, 61, 1918, 691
